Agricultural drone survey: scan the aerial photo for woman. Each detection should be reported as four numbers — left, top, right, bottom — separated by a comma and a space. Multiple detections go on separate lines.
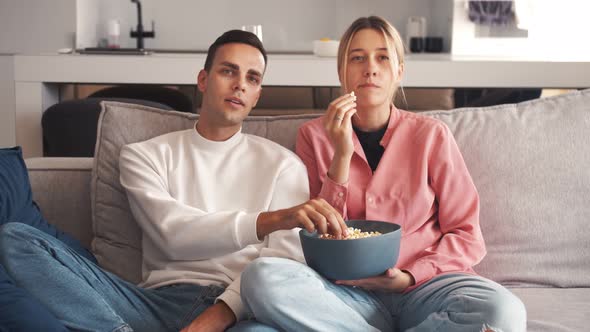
240, 16, 526, 331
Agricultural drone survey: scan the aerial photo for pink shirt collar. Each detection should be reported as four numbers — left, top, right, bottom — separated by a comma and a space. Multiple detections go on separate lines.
352, 106, 401, 157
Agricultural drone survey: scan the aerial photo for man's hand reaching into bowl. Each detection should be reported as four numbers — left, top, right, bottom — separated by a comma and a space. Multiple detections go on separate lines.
256, 198, 348, 239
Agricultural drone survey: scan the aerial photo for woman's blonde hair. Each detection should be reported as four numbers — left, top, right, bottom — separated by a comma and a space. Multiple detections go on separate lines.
337, 16, 405, 105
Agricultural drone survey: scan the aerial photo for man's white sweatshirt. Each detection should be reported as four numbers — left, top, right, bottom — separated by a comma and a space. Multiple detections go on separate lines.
119, 124, 307, 320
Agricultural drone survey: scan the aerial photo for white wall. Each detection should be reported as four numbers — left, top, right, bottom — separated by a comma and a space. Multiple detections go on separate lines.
0, 1, 453, 53
0, 56, 15, 147
90, 0, 452, 52
0, 0, 77, 54
430, 0, 454, 52
76, 0, 100, 50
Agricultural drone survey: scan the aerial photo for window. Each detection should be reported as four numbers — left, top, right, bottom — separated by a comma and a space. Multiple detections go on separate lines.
451, 0, 590, 60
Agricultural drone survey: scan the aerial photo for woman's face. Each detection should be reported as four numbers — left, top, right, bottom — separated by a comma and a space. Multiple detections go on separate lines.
343, 28, 398, 110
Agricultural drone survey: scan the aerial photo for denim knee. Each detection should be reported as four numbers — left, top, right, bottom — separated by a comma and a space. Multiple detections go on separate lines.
241, 257, 307, 314
242, 257, 307, 287
483, 288, 527, 332
241, 257, 283, 297
0, 223, 32, 263
0, 222, 35, 242
0, 223, 53, 275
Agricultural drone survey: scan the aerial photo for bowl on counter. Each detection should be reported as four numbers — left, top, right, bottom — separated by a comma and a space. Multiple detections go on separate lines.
299, 219, 401, 280
313, 39, 339, 57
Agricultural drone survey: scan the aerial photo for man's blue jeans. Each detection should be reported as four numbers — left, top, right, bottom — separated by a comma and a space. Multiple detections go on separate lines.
0, 223, 272, 332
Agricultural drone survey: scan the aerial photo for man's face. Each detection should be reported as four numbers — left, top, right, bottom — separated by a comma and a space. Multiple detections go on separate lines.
197, 43, 265, 128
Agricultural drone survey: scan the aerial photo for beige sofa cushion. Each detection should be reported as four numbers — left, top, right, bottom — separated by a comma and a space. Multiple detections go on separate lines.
509, 287, 590, 331
27, 157, 94, 248
423, 89, 590, 287
91, 101, 317, 283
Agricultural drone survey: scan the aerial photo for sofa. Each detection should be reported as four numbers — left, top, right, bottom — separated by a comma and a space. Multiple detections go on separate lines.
25, 89, 590, 331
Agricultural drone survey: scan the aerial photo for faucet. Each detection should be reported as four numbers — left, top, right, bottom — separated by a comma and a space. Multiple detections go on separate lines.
130, 0, 155, 49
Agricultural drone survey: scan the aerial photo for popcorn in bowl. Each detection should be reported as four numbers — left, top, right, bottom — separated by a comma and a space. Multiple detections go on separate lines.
319, 227, 382, 240
299, 219, 401, 280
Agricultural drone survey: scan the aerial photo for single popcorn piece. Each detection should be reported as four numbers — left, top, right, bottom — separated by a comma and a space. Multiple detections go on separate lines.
319, 227, 382, 240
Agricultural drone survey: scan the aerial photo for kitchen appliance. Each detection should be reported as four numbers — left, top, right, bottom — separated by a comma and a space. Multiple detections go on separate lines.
241, 25, 263, 42
107, 19, 120, 48
425, 37, 443, 53
406, 16, 427, 52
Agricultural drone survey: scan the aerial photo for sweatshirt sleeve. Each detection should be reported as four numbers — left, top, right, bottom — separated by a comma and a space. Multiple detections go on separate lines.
119, 144, 262, 261
216, 275, 246, 321
216, 157, 310, 321
403, 124, 487, 285
258, 159, 309, 262
295, 124, 349, 218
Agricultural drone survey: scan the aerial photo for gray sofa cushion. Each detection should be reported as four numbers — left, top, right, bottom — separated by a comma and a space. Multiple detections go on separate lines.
423, 89, 590, 288
91, 101, 317, 283
27, 157, 94, 248
510, 287, 590, 331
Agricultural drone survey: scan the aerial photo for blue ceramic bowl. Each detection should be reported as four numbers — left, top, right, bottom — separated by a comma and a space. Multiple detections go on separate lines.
299, 220, 401, 280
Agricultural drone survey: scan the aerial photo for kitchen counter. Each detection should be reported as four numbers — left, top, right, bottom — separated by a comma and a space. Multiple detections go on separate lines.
6, 52, 590, 157
14, 52, 590, 88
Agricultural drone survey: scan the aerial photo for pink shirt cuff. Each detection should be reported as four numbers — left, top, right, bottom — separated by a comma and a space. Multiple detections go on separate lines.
318, 174, 348, 214
404, 260, 436, 287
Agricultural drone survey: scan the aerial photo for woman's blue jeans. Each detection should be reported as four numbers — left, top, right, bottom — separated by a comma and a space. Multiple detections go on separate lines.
241, 257, 527, 332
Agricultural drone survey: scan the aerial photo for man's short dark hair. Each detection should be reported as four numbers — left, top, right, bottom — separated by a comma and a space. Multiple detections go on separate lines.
204, 30, 267, 72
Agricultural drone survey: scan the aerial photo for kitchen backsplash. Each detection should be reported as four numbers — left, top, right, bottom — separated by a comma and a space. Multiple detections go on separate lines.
86, 0, 452, 52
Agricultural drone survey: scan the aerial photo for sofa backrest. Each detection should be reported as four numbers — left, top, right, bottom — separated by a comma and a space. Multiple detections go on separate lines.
92, 90, 590, 287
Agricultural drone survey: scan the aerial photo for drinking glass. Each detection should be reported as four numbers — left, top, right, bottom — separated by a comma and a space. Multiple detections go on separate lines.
241, 25, 263, 42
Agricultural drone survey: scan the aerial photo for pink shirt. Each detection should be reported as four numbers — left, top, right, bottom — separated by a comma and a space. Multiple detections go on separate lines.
296, 108, 486, 288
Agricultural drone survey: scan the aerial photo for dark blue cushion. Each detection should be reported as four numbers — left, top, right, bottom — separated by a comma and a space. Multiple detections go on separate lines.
0, 146, 97, 331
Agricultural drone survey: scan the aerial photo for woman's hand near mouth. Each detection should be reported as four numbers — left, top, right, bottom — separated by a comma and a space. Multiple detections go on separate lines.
323, 91, 357, 184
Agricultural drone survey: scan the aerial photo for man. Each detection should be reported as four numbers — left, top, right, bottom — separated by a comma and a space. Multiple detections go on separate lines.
0, 30, 345, 332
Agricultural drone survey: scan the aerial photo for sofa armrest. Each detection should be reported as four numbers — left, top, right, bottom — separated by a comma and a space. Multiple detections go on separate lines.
25, 157, 94, 249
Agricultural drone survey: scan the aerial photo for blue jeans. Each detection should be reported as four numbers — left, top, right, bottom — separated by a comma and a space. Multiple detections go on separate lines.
0, 264, 69, 332
0, 223, 274, 332
241, 257, 527, 332
0, 203, 96, 332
